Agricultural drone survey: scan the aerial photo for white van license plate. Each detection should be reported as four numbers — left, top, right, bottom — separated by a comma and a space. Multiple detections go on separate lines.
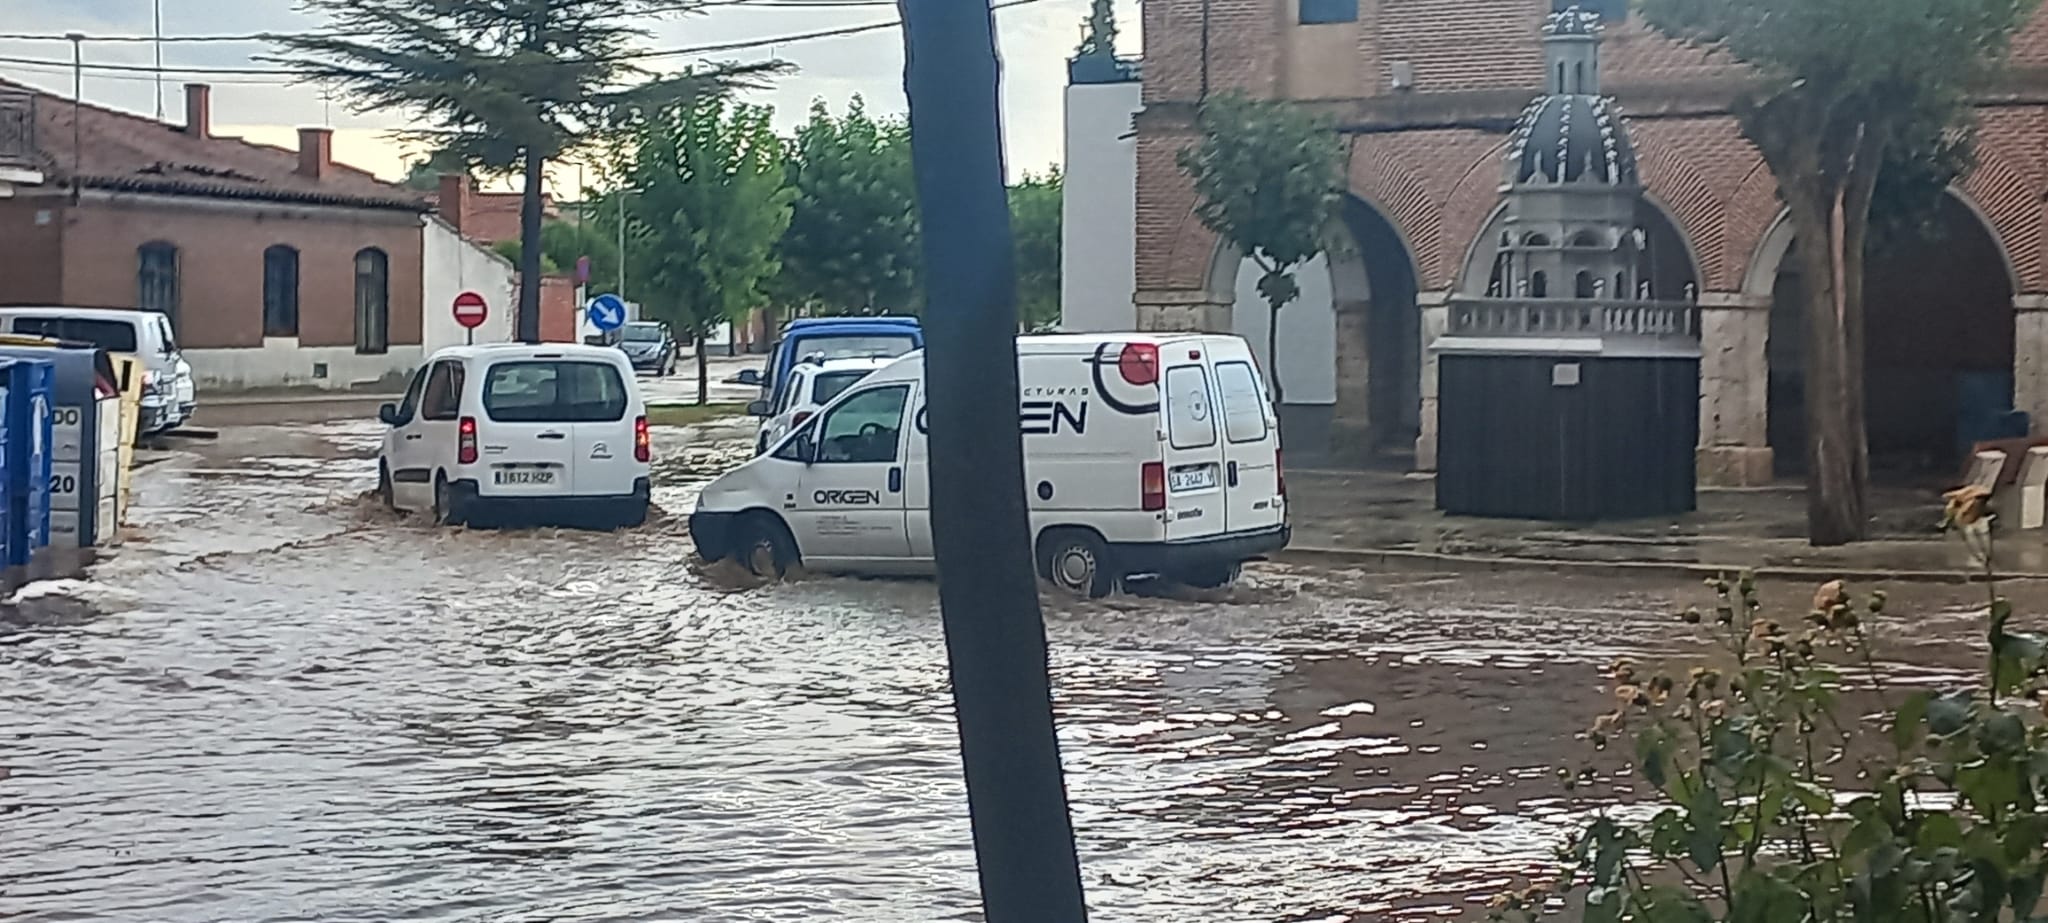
1168, 465, 1218, 492
494, 470, 557, 486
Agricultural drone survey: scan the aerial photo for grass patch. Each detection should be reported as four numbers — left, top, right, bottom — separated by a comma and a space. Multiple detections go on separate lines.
646, 402, 750, 427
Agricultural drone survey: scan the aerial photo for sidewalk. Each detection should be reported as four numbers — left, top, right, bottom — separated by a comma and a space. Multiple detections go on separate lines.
1283, 469, 2047, 581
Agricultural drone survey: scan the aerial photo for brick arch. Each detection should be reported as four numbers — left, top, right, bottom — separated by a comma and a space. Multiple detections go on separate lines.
1725, 159, 1786, 295
1959, 141, 2043, 292
1349, 129, 1505, 289
1631, 128, 1731, 289
1164, 206, 1226, 295
1349, 140, 1440, 285
1440, 138, 1514, 292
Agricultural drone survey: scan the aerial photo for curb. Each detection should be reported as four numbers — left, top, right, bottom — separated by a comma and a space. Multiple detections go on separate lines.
206, 392, 402, 407
1271, 544, 2048, 584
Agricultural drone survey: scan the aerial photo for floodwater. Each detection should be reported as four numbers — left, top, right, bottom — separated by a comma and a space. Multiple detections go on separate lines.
0, 420, 2007, 922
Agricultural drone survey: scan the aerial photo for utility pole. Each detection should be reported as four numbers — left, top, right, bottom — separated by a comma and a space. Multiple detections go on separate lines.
69, 32, 83, 206
153, 0, 164, 120
896, 2, 1089, 922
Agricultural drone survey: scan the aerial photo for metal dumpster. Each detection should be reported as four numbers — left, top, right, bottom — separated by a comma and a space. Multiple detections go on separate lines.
2, 357, 55, 568
0, 344, 122, 549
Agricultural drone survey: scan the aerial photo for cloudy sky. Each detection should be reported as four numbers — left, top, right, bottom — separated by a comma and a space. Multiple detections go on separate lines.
1, 0, 1140, 188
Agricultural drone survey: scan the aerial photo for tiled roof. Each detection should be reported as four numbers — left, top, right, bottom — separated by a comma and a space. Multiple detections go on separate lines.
4, 80, 426, 212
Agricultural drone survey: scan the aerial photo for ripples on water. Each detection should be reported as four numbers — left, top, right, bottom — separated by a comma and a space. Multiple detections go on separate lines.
0, 421, 1997, 922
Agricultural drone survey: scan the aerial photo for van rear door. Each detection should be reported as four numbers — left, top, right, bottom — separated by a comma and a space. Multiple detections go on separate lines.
1159, 357, 1226, 541
477, 358, 598, 495
1211, 353, 1285, 533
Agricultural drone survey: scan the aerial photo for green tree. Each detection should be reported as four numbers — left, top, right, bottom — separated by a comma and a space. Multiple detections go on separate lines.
276, 0, 776, 344
775, 97, 922, 317
1176, 92, 1346, 408
492, 221, 621, 293
1008, 168, 1063, 332
613, 96, 793, 403
401, 147, 468, 191
1636, 0, 2039, 546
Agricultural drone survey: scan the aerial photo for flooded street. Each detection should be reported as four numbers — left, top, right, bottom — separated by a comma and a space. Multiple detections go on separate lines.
0, 420, 2010, 922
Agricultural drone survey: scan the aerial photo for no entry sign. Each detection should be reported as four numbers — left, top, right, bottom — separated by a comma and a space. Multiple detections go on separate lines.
452, 291, 489, 330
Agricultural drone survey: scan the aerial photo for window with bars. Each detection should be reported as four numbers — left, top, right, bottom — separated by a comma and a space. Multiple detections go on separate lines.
263, 244, 300, 338
137, 241, 180, 331
354, 247, 389, 355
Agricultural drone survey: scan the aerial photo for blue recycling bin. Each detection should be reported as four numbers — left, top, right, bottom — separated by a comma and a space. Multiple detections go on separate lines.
0, 372, 10, 571
2, 358, 55, 567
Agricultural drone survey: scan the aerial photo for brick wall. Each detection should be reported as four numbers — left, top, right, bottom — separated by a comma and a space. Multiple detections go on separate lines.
54, 196, 423, 350
0, 199, 64, 304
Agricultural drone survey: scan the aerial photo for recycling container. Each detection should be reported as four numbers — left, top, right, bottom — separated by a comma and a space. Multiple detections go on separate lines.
3, 357, 55, 567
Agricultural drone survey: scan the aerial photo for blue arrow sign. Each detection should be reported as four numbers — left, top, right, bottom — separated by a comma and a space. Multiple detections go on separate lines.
586, 293, 628, 332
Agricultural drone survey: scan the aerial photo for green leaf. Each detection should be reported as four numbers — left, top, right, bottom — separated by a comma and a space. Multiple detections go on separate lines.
1928, 692, 1977, 737
1915, 813, 1964, 850
1790, 779, 1835, 818
1687, 786, 1728, 872
1844, 817, 1890, 858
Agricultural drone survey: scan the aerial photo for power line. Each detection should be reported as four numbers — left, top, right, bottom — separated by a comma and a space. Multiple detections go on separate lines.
0, 0, 1054, 79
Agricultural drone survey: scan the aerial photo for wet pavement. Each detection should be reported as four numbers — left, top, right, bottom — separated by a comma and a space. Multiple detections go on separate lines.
0, 420, 2022, 922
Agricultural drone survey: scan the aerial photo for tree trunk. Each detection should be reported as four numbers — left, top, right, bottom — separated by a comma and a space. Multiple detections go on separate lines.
1267, 299, 1287, 407
516, 150, 547, 345
899, 1, 1089, 921
1790, 187, 1870, 546
696, 333, 709, 406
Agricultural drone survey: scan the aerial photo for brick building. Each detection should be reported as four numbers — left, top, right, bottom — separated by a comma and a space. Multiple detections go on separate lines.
1131, 0, 2048, 485
0, 81, 429, 389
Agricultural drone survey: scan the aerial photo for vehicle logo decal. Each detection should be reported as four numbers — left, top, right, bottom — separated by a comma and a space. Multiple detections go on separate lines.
590, 442, 612, 459
1085, 343, 1160, 416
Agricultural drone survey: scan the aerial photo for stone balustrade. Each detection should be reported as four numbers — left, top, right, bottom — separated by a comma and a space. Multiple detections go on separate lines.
1447, 297, 1701, 340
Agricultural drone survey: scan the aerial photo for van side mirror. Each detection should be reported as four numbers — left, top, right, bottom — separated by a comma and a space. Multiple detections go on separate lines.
377, 403, 402, 427
746, 399, 772, 417
735, 369, 762, 387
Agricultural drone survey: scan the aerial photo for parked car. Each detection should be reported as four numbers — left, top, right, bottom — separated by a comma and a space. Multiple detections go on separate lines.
617, 321, 678, 376
692, 333, 1291, 597
734, 316, 922, 411
376, 343, 651, 528
0, 306, 194, 434
749, 356, 891, 455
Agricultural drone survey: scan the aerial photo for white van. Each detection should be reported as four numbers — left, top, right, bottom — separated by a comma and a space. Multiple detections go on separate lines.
0, 306, 195, 433
689, 333, 1290, 596
376, 343, 651, 528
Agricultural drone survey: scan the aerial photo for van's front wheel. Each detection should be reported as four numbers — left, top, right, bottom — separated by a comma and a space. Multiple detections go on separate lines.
735, 513, 798, 578
1039, 529, 1115, 598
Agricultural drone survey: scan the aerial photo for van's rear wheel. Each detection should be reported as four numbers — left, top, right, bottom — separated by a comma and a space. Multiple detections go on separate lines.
735, 513, 797, 578
1039, 529, 1115, 598
1177, 561, 1242, 590
433, 473, 469, 527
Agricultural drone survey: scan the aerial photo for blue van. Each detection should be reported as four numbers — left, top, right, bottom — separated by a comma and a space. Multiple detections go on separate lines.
738, 317, 923, 408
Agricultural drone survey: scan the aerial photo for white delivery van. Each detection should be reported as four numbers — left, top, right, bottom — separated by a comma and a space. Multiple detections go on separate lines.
376, 343, 652, 528
689, 333, 1290, 596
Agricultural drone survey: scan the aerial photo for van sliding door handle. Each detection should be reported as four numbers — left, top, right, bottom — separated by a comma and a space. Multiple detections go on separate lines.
1227, 461, 1240, 486
537, 432, 568, 440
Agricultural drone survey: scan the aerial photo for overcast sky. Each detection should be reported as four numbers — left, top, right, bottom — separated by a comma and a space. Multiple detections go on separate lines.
1, 0, 1140, 188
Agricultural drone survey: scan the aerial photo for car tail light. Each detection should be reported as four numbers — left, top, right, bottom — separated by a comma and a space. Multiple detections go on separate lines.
634, 415, 651, 463
1141, 461, 1166, 512
458, 417, 478, 465
1118, 343, 1159, 387
1276, 449, 1286, 497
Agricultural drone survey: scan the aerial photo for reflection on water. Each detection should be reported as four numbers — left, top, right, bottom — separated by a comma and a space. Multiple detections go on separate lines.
0, 423, 2001, 922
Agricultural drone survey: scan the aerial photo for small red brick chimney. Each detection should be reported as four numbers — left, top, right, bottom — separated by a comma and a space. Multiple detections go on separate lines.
438, 173, 472, 234
297, 127, 333, 180
183, 83, 211, 138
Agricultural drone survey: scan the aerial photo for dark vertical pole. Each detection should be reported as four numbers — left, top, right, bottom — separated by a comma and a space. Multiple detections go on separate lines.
897, 2, 1089, 922
68, 33, 83, 207
1199, 0, 1212, 101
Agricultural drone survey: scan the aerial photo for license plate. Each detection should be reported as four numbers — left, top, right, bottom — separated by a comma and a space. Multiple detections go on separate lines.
1168, 465, 1218, 492
494, 469, 557, 486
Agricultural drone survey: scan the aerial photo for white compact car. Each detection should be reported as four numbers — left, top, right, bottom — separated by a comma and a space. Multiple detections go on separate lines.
692, 333, 1290, 596
377, 343, 652, 528
750, 356, 891, 455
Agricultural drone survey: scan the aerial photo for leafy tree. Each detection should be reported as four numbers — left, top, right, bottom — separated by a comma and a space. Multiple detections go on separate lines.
775, 97, 923, 317
1637, 0, 2039, 546
401, 147, 468, 191
1009, 168, 1063, 332
275, 0, 776, 343
612, 96, 794, 403
492, 221, 621, 293
1176, 92, 1346, 407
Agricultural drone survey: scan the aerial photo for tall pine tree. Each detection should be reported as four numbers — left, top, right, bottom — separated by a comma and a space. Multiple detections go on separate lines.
276, 0, 779, 342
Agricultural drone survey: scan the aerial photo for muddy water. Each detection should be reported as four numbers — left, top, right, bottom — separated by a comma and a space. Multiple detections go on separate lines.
0, 421, 2003, 922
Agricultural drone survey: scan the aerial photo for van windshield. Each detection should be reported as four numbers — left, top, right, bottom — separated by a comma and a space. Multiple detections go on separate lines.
483, 360, 629, 423
811, 370, 870, 406
10, 318, 139, 353
792, 334, 917, 363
